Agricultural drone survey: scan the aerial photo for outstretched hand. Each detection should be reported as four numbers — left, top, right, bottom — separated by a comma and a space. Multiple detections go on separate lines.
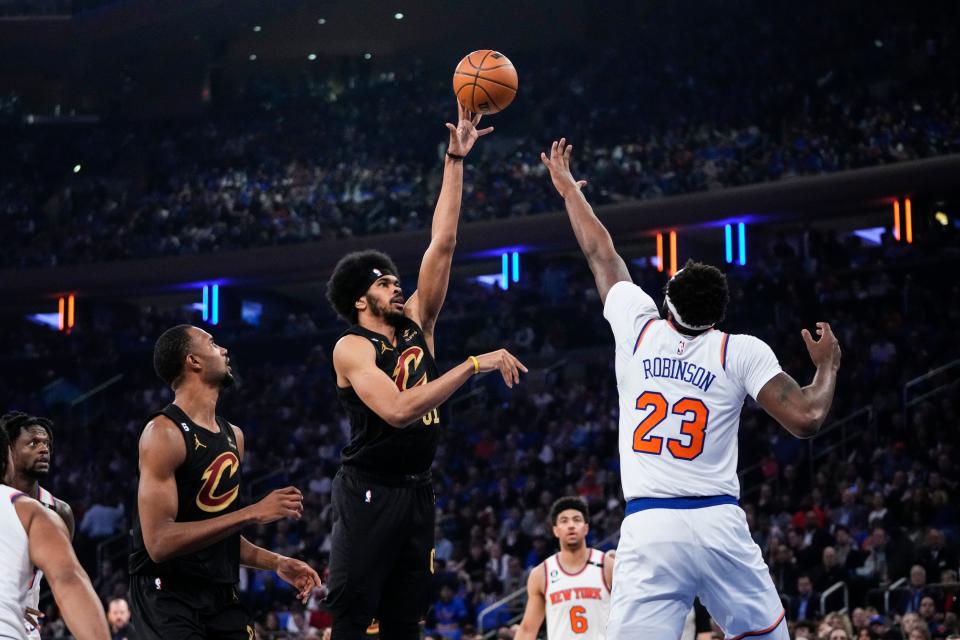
801, 322, 842, 372
446, 102, 494, 158
541, 138, 587, 198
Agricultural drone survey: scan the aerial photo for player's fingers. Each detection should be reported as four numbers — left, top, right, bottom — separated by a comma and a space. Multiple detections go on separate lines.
514, 356, 529, 374
576, 180, 588, 189
564, 144, 573, 161
477, 126, 494, 137
471, 111, 482, 126
499, 362, 513, 388
801, 328, 815, 347
540, 151, 549, 165
551, 140, 558, 158
559, 137, 566, 154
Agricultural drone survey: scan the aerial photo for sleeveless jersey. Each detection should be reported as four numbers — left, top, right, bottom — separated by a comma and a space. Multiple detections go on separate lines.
603, 281, 782, 500
544, 549, 611, 640
129, 404, 243, 584
1, 484, 32, 640
335, 317, 441, 475
24, 486, 56, 639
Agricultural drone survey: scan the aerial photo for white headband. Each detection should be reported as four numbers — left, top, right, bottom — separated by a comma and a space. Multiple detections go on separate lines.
665, 268, 715, 331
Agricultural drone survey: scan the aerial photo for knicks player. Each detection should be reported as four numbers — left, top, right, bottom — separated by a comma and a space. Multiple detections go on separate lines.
1, 421, 110, 640
1, 411, 74, 639
130, 325, 321, 639
516, 497, 613, 640
325, 104, 527, 639
541, 139, 841, 639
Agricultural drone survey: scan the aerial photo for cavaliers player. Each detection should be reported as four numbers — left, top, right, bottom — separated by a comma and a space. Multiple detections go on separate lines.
1, 411, 74, 639
1, 422, 110, 640
129, 325, 322, 639
541, 139, 840, 639
515, 497, 613, 640
325, 104, 527, 639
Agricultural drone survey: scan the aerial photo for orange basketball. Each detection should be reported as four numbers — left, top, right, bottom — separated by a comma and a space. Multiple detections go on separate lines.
452, 50, 518, 115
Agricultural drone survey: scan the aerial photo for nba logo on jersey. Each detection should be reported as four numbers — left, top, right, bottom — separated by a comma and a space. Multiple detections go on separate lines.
364, 490, 372, 503
677, 340, 686, 355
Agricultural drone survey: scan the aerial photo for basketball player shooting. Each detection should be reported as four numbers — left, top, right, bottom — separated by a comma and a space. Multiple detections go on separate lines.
515, 497, 614, 640
541, 139, 841, 639
324, 103, 527, 639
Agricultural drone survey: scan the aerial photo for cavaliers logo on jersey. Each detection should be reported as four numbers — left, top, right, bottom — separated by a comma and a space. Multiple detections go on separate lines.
393, 346, 428, 390
196, 451, 240, 513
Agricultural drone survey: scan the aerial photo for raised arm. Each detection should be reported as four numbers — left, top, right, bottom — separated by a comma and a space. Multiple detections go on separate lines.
514, 564, 547, 640
137, 416, 303, 563
333, 335, 527, 428
17, 499, 110, 640
756, 322, 841, 438
405, 103, 493, 341
541, 138, 631, 303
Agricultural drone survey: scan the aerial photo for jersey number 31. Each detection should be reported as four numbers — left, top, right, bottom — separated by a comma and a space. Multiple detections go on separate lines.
633, 392, 708, 460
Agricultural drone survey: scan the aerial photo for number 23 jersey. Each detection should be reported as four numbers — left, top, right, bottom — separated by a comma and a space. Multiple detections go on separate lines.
544, 549, 611, 640
603, 281, 782, 500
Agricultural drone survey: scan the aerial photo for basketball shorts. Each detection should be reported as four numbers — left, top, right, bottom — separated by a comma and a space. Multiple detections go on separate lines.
325, 466, 435, 640
607, 497, 787, 640
129, 574, 254, 640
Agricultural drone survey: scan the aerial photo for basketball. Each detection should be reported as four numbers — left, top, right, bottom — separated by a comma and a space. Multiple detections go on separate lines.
452, 50, 518, 114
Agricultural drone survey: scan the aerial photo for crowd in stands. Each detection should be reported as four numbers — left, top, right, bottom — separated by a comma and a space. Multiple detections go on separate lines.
3, 224, 958, 638
2, 1, 959, 267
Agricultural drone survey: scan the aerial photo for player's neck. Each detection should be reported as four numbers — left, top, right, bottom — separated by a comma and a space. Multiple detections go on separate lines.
10, 470, 39, 498
557, 543, 590, 569
358, 314, 398, 344
173, 384, 220, 432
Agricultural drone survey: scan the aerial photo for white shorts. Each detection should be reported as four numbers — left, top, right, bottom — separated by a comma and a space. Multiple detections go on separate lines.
607, 498, 787, 640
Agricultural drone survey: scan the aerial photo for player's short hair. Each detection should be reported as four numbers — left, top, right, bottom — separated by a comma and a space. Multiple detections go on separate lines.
550, 496, 589, 525
153, 325, 194, 387
326, 250, 399, 324
664, 259, 730, 332
1, 410, 54, 445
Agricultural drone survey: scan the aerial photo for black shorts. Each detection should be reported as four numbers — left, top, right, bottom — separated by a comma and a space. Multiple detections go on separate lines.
129, 574, 254, 640
324, 466, 435, 635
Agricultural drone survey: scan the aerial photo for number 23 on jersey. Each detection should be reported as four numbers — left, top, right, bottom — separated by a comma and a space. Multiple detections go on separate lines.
632, 392, 709, 460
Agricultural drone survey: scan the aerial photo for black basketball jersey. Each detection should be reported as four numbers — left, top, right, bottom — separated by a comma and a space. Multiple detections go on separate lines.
129, 404, 243, 584
336, 317, 441, 476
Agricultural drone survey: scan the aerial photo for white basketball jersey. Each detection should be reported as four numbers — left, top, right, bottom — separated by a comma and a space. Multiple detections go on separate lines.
1, 484, 33, 640
24, 487, 56, 639
544, 549, 611, 640
603, 281, 782, 500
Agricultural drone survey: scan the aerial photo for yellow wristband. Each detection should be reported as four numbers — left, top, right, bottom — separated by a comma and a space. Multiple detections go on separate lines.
468, 355, 480, 374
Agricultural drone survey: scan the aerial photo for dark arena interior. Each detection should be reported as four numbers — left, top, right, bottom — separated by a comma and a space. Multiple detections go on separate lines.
1, 0, 959, 639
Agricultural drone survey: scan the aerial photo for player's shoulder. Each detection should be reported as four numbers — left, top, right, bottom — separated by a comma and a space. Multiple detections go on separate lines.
527, 559, 548, 592
333, 333, 377, 359
139, 414, 187, 462
719, 331, 775, 358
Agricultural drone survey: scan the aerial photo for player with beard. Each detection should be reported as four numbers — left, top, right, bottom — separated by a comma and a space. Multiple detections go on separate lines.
2, 411, 74, 639
129, 325, 322, 639
325, 104, 527, 639
516, 497, 614, 640
1, 424, 110, 640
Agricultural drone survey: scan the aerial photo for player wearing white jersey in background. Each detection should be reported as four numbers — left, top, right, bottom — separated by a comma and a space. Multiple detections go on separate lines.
541, 139, 841, 639
2, 412, 75, 639
0, 421, 109, 640
516, 497, 614, 640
